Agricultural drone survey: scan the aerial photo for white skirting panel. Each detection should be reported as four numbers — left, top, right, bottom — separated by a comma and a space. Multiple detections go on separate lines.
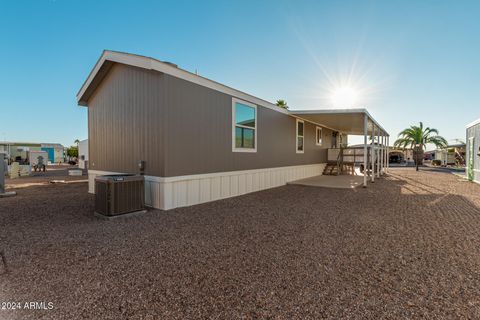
88, 163, 326, 210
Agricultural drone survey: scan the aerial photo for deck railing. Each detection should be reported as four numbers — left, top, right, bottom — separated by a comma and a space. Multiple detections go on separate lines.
327, 147, 369, 164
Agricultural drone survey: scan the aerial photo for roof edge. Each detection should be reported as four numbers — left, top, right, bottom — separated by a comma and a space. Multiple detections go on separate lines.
76, 51, 388, 136
466, 118, 480, 128
76, 50, 289, 115
292, 108, 388, 136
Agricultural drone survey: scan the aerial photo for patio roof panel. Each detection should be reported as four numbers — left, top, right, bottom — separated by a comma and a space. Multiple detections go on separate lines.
291, 108, 388, 136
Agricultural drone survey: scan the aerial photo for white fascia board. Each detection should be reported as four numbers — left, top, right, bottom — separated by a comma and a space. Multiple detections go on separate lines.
292, 108, 368, 115
466, 118, 480, 128
76, 53, 107, 101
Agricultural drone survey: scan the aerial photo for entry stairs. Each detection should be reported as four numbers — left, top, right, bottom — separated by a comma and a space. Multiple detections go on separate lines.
323, 147, 356, 176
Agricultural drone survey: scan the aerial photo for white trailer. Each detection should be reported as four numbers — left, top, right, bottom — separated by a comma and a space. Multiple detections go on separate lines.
78, 139, 89, 169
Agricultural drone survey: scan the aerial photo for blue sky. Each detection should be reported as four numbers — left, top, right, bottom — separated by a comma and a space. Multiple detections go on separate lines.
1, 0, 479, 147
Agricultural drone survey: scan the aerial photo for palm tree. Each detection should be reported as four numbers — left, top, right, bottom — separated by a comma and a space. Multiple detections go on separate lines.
276, 99, 288, 109
74, 139, 80, 145
394, 122, 447, 171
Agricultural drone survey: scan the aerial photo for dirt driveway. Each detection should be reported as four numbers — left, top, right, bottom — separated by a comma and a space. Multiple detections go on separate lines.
1, 168, 480, 319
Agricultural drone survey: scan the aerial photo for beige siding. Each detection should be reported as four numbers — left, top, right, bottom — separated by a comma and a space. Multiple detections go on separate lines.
88, 63, 166, 176
162, 74, 332, 177
88, 64, 332, 178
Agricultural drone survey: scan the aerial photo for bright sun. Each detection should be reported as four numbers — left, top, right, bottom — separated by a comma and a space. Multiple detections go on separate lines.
330, 86, 359, 108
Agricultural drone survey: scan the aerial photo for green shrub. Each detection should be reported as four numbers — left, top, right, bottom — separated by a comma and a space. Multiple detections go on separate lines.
432, 159, 442, 166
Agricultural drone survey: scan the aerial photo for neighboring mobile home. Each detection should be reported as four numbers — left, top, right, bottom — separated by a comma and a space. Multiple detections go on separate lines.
388, 148, 414, 164
77, 51, 388, 210
41, 143, 64, 164
466, 119, 480, 183
0, 142, 64, 164
425, 142, 466, 166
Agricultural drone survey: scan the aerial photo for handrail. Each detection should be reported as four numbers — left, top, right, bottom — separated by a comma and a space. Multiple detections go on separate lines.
336, 146, 344, 175
328, 147, 366, 164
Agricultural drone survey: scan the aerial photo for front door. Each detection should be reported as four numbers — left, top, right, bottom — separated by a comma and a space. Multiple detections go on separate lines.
332, 132, 338, 148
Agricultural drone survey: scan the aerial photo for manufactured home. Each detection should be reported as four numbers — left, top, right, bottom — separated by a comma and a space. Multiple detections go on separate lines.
77, 51, 389, 210
0, 142, 64, 164
425, 142, 466, 166
466, 119, 480, 183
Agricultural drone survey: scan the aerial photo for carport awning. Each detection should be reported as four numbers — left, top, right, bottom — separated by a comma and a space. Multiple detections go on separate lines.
291, 108, 388, 136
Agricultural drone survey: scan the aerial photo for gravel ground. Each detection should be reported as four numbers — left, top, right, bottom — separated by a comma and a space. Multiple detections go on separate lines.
5, 165, 86, 188
1, 167, 480, 319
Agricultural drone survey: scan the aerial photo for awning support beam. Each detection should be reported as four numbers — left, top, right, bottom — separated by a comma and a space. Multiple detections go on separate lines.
363, 114, 368, 187
383, 136, 388, 174
381, 135, 384, 175
386, 136, 389, 172
376, 130, 380, 178
371, 123, 375, 183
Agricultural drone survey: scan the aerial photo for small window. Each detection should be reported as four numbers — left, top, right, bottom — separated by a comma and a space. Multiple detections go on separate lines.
296, 119, 304, 153
232, 98, 257, 152
316, 127, 322, 146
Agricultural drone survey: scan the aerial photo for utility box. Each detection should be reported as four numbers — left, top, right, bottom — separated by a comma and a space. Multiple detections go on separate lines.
0, 152, 16, 197
0, 152, 6, 193
94, 175, 146, 217
78, 139, 89, 169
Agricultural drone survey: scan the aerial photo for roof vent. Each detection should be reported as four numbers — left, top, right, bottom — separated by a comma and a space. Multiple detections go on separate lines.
163, 61, 178, 68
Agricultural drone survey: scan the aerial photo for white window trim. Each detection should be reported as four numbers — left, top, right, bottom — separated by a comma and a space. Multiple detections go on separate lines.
296, 119, 304, 154
232, 98, 257, 153
315, 126, 322, 146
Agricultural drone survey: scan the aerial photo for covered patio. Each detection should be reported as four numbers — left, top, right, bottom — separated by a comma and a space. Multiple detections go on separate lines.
292, 108, 390, 187
288, 174, 364, 189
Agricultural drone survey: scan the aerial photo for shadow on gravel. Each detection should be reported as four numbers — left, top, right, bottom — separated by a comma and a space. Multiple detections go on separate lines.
0, 251, 8, 275
421, 167, 465, 174
386, 175, 480, 215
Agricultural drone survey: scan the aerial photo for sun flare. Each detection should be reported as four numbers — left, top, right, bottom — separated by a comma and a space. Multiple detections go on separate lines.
330, 86, 360, 108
